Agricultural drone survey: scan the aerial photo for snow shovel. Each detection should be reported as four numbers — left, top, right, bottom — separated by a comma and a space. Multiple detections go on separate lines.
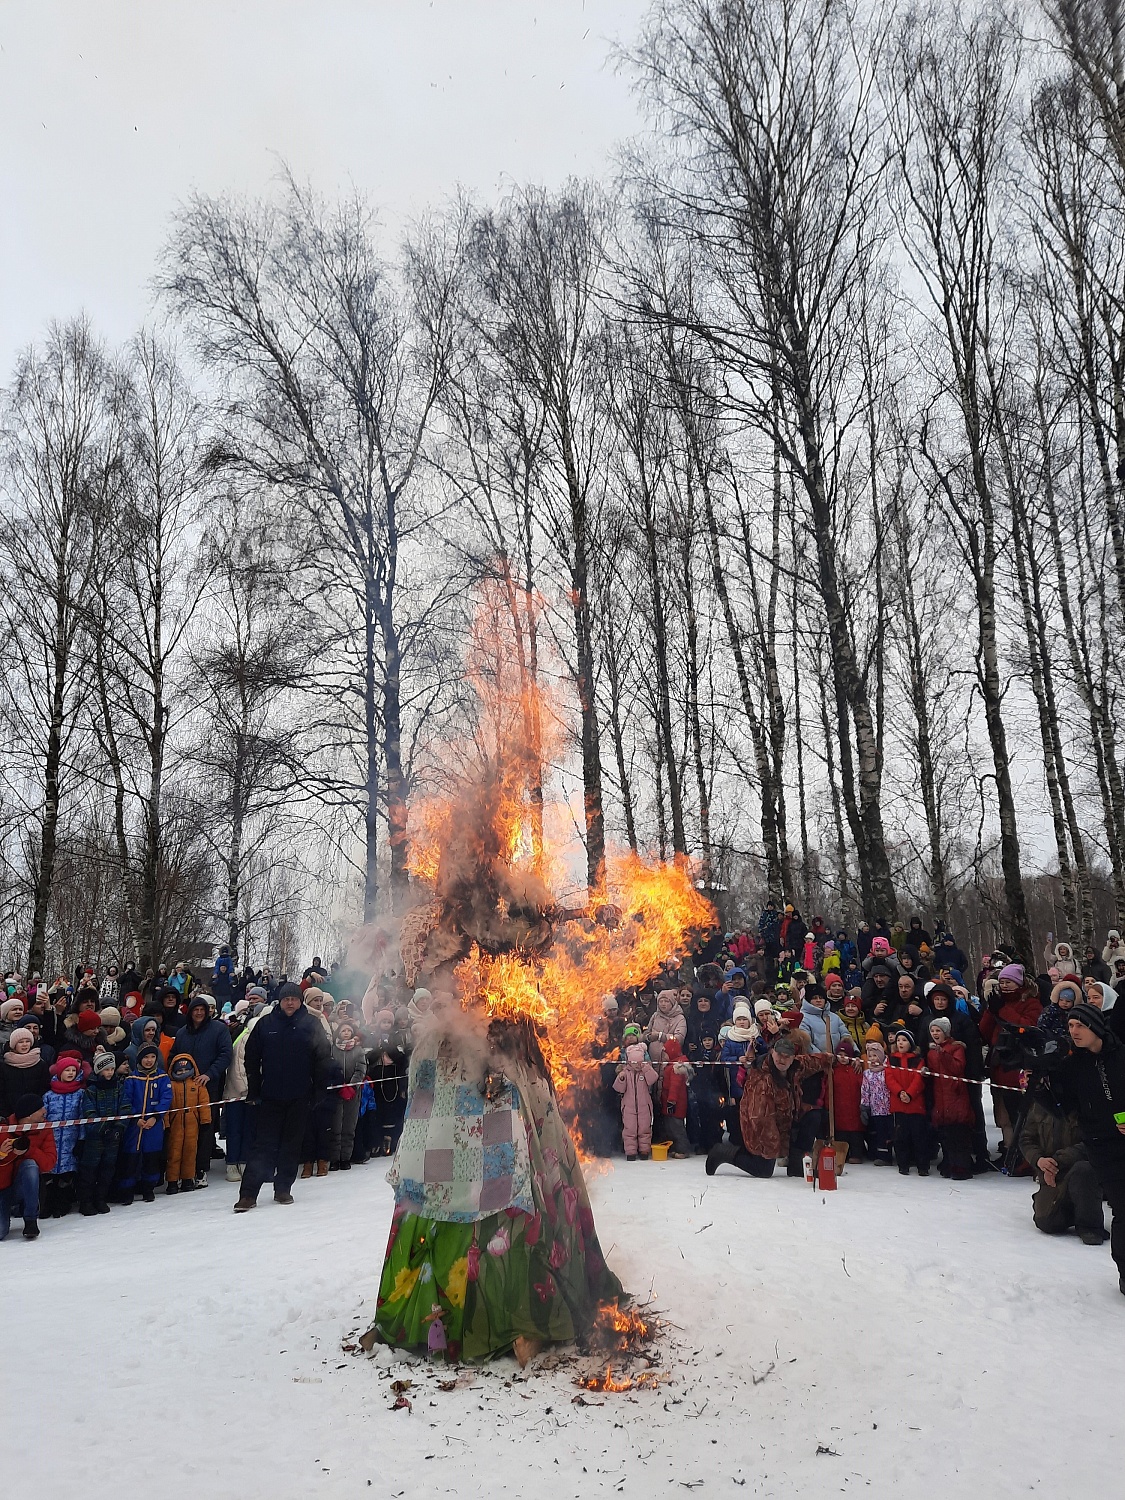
812, 1063, 848, 1186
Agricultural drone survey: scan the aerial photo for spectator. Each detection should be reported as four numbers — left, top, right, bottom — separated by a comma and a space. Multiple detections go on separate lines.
645, 988, 687, 1064
0, 1092, 56, 1240
979, 963, 1042, 1157
234, 982, 331, 1212
1, 1027, 50, 1116
656, 1037, 692, 1159
327, 1017, 366, 1170
613, 1029, 658, 1161
1019, 1074, 1106, 1245
830, 1039, 864, 1161
926, 1018, 974, 1180
1054, 1004, 1125, 1296
164, 1054, 211, 1194
860, 1039, 893, 1164
40, 1054, 88, 1217
887, 1030, 929, 1176
77, 1053, 127, 1215
799, 986, 847, 1054
119, 1043, 172, 1205
171, 995, 233, 1187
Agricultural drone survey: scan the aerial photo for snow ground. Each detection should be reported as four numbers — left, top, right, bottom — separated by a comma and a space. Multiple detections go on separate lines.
6, 1149, 1120, 1500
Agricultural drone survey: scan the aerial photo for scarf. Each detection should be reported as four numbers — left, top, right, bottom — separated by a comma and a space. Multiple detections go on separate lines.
50, 1072, 85, 1094
726, 1022, 758, 1046
5, 1046, 42, 1068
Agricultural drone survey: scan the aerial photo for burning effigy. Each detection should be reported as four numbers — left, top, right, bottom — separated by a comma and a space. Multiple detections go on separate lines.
364, 609, 714, 1366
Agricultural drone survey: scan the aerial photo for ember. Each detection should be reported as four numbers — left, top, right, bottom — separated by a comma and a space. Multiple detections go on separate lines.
574, 1365, 667, 1393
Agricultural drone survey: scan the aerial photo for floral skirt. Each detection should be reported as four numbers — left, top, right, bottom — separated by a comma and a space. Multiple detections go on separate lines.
373, 1200, 624, 1362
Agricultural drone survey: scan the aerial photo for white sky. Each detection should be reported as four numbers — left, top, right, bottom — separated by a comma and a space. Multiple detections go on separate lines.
0, 0, 649, 371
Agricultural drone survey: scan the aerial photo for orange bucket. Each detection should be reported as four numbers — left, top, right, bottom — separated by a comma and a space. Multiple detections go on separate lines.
649, 1142, 670, 1161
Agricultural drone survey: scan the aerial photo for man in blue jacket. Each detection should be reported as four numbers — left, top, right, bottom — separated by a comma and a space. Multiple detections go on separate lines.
235, 984, 331, 1212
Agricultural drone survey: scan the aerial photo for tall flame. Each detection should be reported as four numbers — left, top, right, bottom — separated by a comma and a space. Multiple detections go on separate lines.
401, 587, 717, 1136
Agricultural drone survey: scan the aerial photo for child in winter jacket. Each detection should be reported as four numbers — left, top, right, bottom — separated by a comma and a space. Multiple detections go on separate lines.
0, 1092, 57, 1240
657, 1038, 693, 1158
40, 1054, 90, 1218
328, 1019, 367, 1169
886, 1031, 929, 1175
119, 1043, 172, 1203
613, 1034, 658, 1160
165, 1053, 211, 1193
829, 1039, 864, 1161
860, 1040, 893, 1163
78, 1054, 128, 1215
689, 1030, 726, 1151
926, 1019, 974, 1180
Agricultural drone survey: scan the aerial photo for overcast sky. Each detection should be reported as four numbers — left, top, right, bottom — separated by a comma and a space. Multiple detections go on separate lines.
0, 0, 649, 371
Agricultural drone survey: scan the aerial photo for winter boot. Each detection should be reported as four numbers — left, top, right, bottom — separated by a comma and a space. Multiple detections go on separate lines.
79, 1194, 97, 1217
119, 1192, 135, 1207
166, 1181, 180, 1195
316, 1159, 329, 1177
95, 1199, 110, 1214
180, 1179, 195, 1192
274, 1190, 294, 1204
300, 1162, 314, 1179
141, 1185, 155, 1203
329, 1160, 341, 1171
225, 1164, 241, 1182
22, 1219, 39, 1240
338, 1160, 351, 1170
705, 1142, 739, 1177
233, 1197, 256, 1213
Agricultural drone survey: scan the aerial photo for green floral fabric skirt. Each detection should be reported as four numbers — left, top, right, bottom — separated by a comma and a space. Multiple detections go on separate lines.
374, 1197, 623, 1362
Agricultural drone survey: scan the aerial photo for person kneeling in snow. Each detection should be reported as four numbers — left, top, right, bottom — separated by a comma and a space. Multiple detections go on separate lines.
705, 1035, 831, 1179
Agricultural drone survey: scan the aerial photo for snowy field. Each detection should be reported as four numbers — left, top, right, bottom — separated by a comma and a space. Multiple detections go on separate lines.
6, 1149, 1120, 1499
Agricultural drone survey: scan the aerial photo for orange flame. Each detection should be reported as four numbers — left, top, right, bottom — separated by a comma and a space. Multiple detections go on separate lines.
402, 589, 717, 1139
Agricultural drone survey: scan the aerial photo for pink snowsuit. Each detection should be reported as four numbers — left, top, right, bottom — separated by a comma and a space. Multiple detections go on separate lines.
613, 1044, 658, 1156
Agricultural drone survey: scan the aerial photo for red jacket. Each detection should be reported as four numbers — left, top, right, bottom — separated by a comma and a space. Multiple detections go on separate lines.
828, 1061, 862, 1132
0, 1115, 57, 1187
927, 1040, 975, 1127
660, 1040, 690, 1120
979, 995, 1043, 1089
886, 1053, 927, 1115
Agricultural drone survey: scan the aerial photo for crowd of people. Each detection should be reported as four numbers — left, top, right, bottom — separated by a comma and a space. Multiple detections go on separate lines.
2, 908, 1124, 1299
0, 948, 412, 1234
584, 905, 1125, 1297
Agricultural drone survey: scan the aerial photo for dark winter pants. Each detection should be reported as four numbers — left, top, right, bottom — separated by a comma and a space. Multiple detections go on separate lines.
241, 1098, 310, 1202
893, 1114, 930, 1173
78, 1129, 122, 1205
787, 1110, 823, 1176
937, 1124, 974, 1178
866, 1115, 894, 1162
119, 1150, 163, 1190
0, 1158, 40, 1237
656, 1115, 691, 1155
693, 1096, 725, 1152
1087, 1137, 1125, 1276
301, 1102, 333, 1165
728, 1150, 777, 1178
1033, 1161, 1104, 1236
222, 1100, 256, 1165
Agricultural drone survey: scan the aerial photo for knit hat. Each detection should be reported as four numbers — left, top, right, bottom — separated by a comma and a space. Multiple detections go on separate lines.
0, 998, 24, 1021
1069, 1002, 1110, 1040
51, 1056, 82, 1079
753, 998, 774, 1016
277, 982, 303, 1002
998, 963, 1026, 986
99, 1007, 121, 1027
1050, 980, 1081, 1006
929, 1015, 952, 1038
91, 1050, 117, 1075
233, 998, 250, 1015
871, 937, 892, 956
77, 1010, 102, 1034
245, 986, 266, 1001
622, 1023, 642, 1040
135, 1042, 160, 1064
732, 1000, 752, 1023
7, 1027, 33, 1050
835, 1038, 856, 1056
602, 995, 619, 1014
928, 983, 955, 1004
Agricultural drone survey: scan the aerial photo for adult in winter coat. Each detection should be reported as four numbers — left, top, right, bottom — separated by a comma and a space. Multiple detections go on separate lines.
799, 990, 848, 1054
706, 1035, 831, 1178
327, 1018, 367, 1169
0, 1028, 50, 1116
235, 983, 332, 1210
978, 963, 1043, 1154
926, 1020, 974, 1180
164, 1053, 212, 1192
1103, 930, 1125, 968
644, 990, 687, 1064
1052, 1005, 1125, 1292
1018, 1078, 1105, 1243
0, 996, 27, 1052
1081, 946, 1112, 984
613, 1038, 658, 1160
861, 965, 897, 1023
77, 1055, 128, 1214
